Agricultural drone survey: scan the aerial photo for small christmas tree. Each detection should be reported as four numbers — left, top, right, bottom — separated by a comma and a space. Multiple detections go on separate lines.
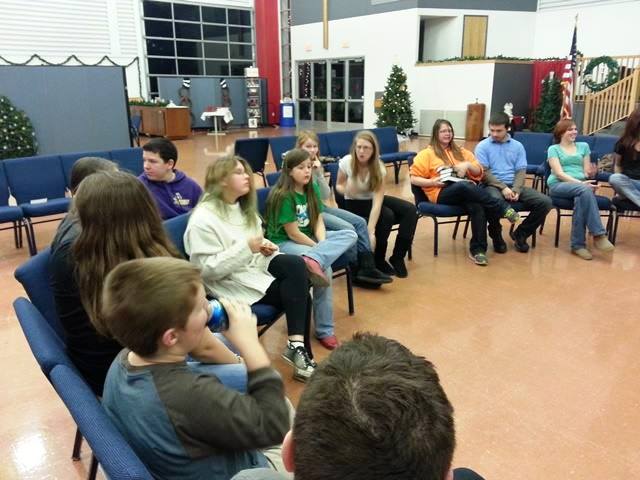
533, 75, 562, 132
0, 96, 38, 160
376, 65, 416, 134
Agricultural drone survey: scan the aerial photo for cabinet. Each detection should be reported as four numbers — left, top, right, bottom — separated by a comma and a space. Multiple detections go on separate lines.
130, 106, 191, 139
245, 78, 262, 128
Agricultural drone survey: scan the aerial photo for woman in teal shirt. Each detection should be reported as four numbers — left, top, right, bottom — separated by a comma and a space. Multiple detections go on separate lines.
547, 119, 614, 260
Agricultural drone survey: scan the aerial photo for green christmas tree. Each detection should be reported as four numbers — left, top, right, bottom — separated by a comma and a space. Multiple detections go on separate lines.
376, 65, 416, 134
533, 75, 562, 133
0, 96, 38, 160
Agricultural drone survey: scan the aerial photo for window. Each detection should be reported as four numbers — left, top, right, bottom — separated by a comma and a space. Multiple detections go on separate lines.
142, 1, 255, 97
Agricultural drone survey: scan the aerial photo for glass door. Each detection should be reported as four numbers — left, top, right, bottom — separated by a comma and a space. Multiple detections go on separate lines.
312, 61, 327, 121
297, 62, 311, 121
330, 60, 346, 123
347, 58, 364, 124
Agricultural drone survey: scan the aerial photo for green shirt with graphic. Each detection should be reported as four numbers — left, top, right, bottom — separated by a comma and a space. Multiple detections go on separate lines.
267, 183, 324, 244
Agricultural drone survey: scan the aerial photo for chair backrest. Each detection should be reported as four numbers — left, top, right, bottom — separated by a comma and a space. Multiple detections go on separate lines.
265, 171, 281, 186
320, 130, 355, 158
4, 155, 67, 204
575, 135, 596, 150
410, 183, 429, 207
256, 187, 271, 216
163, 213, 190, 258
370, 127, 399, 154
0, 162, 12, 207
111, 148, 144, 176
60, 151, 113, 190
591, 134, 618, 161
14, 247, 65, 338
235, 138, 270, 174
50, 364, 154, 480
13, 297, 73, 375
268, 136, 297, 170
512, 132, 553, 166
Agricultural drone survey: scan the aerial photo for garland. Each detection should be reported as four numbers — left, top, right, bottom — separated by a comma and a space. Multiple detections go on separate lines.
422, 54, 564, 63
583, 56, 619, 92
0, 54, 143, 99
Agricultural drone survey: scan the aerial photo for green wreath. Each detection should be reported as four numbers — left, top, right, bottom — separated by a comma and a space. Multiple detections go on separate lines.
583, 56, 619, 92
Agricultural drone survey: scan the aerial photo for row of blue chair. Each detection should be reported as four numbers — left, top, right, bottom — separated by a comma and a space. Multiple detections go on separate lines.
235, 126, 416, 187
1, 147, 144, 256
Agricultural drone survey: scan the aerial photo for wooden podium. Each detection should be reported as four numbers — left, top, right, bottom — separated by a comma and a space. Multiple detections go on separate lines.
130, 106, 191, 140
465, 103, 486, 141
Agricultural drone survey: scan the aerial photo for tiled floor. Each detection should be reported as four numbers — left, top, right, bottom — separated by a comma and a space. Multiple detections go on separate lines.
1, 127, 639, 479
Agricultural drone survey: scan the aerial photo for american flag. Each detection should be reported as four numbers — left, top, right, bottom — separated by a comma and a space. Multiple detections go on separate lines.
560, 21, 578, 119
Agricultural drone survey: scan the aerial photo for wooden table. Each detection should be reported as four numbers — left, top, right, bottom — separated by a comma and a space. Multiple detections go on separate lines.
130, 106, 191, 140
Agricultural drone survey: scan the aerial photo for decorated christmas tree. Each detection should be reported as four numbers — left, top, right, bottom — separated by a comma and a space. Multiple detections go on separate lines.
376, 65, 416, 134
532, 75, 562, 133
0, 96, 38, 160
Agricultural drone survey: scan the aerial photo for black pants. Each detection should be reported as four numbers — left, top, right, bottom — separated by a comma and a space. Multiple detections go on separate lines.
437, 182, 509, 254
484, 185, 552, 239
256, 254, 311, 337
344, 195, 417, 258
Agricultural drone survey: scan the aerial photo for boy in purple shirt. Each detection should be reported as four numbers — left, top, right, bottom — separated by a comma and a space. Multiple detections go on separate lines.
139, 138, 203, 219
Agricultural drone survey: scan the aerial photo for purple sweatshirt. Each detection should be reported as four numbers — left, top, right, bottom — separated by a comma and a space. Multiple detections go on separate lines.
138, 170, 203, 219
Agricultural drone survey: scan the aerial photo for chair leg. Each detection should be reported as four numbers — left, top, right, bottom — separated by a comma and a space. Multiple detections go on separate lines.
452, 216, 461, 239
87, 454, 99, 480
612, 212, 620, 244
24, 218, 37, 256
13, 221, 22, 248
393, 161, 400, 184
433, 217, 439, 256
346, 266, 354, 315
531, 229, 537, 248
72, 427, 83, 460
554, 208, 561, 247
463, 217, 470, 238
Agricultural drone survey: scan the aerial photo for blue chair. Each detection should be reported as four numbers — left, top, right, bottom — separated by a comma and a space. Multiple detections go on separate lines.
512, 132, 553, 190
130, 114, 142, 147
14, 247, 65, 338
541, 160, 615, 247
320, 130, 354, 158
163, 213, 190, 259
265, 171, 281, 187
60, 151, 113, 190
268, 136, 297, 170
50, 364, 154, 480
370, 127, 417, 184
0, 162, 30, 250
235, 138, 270, 186
611, 197, 639, 244
111, 147, 144, 176
4, 155, 71, 255
256, 186, 355, 315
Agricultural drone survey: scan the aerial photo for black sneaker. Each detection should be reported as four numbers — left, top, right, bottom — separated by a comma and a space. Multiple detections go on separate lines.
355, 266, 393, 284
375, 259, 396, 276
282, 344, 317, 382
492, 238, 508, 254
509, 230, 530, 253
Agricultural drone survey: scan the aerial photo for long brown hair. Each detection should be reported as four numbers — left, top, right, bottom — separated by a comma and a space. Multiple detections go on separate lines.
73, 171, 179, 336
266, 148, 321, 231
296, 130, 321, 160
200, 155, 259, 227
552, 119, 576, 144
349, 130, 384, 191
617, 107, 640, 156
430, 119, 465, 164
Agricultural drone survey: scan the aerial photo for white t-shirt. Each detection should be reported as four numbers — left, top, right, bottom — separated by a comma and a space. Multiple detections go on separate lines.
339, 155, 386, 200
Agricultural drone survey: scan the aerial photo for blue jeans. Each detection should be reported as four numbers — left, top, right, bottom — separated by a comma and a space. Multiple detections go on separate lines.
323, 206, 370, 263
187, 361, 247, 393
609, 173, 640, 208
278, 229, 357, 339
549, 182, 607, 249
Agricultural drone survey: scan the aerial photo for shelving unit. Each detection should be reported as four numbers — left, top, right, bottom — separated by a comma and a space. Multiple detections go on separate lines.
245, 77, 262, 128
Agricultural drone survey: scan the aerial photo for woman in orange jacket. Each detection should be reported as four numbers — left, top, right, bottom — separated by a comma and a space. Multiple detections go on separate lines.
409, 119, 520, 266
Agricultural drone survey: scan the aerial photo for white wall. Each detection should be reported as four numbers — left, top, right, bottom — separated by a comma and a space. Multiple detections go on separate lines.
533, 1, 640, 57
291, 9, 421, 127
0, 0, 253, 99
422, 16, 460, 61
413, 62, 495, 136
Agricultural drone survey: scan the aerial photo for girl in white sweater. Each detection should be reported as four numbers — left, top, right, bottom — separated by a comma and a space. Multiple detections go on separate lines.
184, 155, 315, 382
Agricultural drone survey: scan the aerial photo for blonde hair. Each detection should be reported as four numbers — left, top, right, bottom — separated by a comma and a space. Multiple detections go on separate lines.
73, 171, 180, 337
102, 257, 202, 356
200, 155, 259, 227
349, 130, 384, 192
296, 130, 321, 160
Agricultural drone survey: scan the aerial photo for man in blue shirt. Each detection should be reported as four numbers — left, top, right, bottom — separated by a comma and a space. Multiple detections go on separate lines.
475, 113, 552, 252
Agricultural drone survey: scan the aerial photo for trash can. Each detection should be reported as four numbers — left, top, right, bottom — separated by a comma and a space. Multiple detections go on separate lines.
279, 101, 296, 127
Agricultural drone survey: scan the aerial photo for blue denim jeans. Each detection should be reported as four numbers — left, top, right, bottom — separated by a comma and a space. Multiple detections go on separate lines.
186, 361, 247, 393
549, 182, 607, 249
323, 206, 370, 263
609, 173, 640, 208
277, 229, 357, 339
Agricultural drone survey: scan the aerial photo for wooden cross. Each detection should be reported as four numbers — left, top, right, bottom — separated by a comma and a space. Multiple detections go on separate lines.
323, 0, 328, 49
